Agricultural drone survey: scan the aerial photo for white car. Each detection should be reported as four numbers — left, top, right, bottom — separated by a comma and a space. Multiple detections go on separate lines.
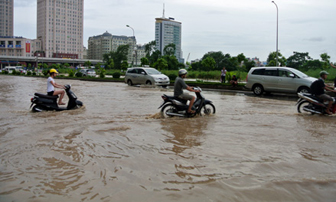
80, 69, 96, 77
245, 67, 317, 95
125, 67, 170, 87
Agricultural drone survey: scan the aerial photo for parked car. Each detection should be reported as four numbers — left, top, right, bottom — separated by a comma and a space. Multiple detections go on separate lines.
79, 69, 96, 77
245, 67, 317, 95
125, 67, 170, 87
3, 67, 16, 74
15, 66, 26, 74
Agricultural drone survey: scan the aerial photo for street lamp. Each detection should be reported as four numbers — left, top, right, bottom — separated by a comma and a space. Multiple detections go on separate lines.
126, 25, 136, 66
272, 1, 279, 67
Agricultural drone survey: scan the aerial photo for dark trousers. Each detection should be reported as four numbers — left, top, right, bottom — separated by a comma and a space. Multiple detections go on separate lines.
221, 76, 225, 83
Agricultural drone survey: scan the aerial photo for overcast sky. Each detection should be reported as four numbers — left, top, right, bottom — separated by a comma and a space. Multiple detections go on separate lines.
14, 0, 336, 62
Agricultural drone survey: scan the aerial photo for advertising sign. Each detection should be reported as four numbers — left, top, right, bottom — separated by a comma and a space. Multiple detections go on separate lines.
26, 41, 30, 53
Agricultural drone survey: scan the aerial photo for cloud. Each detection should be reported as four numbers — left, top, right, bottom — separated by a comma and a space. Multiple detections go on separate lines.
303, 37, 325, 42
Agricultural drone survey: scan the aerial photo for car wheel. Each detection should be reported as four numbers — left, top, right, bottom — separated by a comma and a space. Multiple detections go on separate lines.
127, 79, 133, 86
252, 84, 264, 96
146, 80, 152, 85
298, 86, 310, 94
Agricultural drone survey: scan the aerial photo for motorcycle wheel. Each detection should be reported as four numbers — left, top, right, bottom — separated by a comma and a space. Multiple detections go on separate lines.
161, 104, 178, 118
200, 103, 216, 116
297, 101, 315, 114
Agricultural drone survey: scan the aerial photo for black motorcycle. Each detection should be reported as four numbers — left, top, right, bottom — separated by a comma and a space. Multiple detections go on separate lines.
30, 84, 83, 112
297, 92, 336, 115
158, 87, 216, 118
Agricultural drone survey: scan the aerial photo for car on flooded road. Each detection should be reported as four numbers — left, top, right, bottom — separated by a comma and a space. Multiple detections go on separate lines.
125, 67, 170, 87
245, 67, 317, 96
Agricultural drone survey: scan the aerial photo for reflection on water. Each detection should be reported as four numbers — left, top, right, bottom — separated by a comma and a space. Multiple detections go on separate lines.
1, 75, 336, 202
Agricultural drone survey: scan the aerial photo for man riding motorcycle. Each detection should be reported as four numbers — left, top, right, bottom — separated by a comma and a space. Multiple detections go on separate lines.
310, 71, 336, 115
174, 69, 200, 114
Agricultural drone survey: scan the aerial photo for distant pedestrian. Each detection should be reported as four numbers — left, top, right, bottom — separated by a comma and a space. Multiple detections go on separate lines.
230, 75, 238, 87
221, 67, 227, 83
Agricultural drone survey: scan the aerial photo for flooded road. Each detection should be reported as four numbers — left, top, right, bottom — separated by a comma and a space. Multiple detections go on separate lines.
1, 75, 336, 202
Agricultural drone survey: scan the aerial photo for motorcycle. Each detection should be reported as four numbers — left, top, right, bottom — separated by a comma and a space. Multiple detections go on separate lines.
296, 92, 336, 115
30, 84, 83, 112
158, 87, 216, 118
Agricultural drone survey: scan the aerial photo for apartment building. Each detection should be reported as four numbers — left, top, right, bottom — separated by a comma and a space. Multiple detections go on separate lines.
0, 0, 14, 37
87, 31, 136, 64
37, 0, 84, 59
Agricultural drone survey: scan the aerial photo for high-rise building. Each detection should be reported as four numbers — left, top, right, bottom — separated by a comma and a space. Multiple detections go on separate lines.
0, 0, 14, 37
87, 31, 136, 64
37, 0, 84, 59
155, 15, 183, 63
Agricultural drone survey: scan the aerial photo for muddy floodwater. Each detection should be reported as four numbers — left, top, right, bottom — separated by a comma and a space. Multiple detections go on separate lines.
1, 75, 336, 202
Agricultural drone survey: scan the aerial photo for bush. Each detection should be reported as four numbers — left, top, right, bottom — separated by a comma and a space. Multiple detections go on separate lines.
32, 72, 37, 76
27, 71, 32, 76
12, 70, 17, 75
167, 73, 177, 81
112, 72, 121, 78
75, 71, 83, 77
43, 69, 49, 76
68, 69, 74, 77
2, 70, 8, 74
99, 68, 106, 78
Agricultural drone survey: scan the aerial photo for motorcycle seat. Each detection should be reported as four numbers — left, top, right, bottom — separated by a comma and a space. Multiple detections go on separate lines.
35, 93, 59, 99
305, 93, 324, 103
163, 94, 187, 104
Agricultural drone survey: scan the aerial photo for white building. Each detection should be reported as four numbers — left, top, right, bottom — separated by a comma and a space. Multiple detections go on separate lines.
37, 0, 84, 59
0, 0, 13, 37
0, 36, 42, 57
155, 16, 183, 63
87, 31, 137, 64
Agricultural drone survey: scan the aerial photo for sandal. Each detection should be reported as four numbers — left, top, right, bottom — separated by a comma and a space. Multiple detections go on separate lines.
187, 110, 196, 114
58, 102, 66, 105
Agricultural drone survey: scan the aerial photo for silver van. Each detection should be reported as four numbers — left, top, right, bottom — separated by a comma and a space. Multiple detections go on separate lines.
125, 67, 170, 87
245, 67, 317, 95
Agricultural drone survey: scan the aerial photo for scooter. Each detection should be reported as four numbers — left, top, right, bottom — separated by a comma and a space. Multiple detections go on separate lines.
30, 84, 83, 112
297, 92, 336, 115
158, 87, 216, 118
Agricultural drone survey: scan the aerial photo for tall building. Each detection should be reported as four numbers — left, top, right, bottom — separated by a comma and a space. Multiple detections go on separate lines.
155, 15, 183, 63
87, 31, 136, 64
0, 0, 14, 37
37, 0, 84, 59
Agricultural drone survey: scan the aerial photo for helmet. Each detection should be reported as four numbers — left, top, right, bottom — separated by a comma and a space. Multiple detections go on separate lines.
49, 68, 58, 74
178, 69, 188, 76
320, 71, 329, 77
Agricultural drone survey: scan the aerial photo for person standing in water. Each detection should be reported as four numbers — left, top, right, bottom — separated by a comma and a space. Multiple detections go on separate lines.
47, 68, 66, 105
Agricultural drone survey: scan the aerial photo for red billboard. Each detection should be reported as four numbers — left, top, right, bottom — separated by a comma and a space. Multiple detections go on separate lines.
26, 41, 30, 53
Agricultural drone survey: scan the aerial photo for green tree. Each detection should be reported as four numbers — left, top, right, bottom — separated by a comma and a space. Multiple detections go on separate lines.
153, 58, 168, 70
83, 61, 91, 67
201, 56, 216, 71
287, 52, 311, 69
121, 61, 128, 71
140, 57, 149, 66
64, 63, 70, 68
103, 44, 129, 69
202, 51, 225, 70
320, 53, 331, 69
267, 51, 287, 67
163, 43, 176, 56
302, 59, 322, 70
144, 40, 156, 58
